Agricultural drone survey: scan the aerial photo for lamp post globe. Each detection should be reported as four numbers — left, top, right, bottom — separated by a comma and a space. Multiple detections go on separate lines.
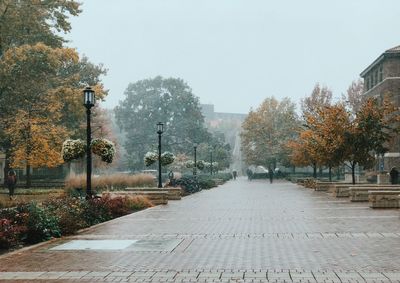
83, 87, 95, 199
157, 122, 164, 188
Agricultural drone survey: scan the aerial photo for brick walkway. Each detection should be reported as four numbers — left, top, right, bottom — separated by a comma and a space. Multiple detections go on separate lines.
1, 178, 400, 282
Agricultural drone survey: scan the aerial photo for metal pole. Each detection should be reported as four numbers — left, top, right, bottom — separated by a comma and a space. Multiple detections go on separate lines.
86, 107, 92, 198
210, 151, 213, 175
158, 133, 162, 188
194, 146, 197, 176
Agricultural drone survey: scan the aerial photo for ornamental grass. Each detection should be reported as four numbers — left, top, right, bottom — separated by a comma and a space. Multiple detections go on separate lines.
65, 173, 156, 192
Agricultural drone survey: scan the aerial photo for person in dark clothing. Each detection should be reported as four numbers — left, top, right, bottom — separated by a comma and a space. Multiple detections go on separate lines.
390, 167, 399, 184
6, 170, 17, 199
232, 170, 237, 180
268, 167, 274, 184
246, 168, 253, 181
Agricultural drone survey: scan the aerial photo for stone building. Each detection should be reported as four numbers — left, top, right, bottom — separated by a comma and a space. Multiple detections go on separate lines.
360, 45, 400, 170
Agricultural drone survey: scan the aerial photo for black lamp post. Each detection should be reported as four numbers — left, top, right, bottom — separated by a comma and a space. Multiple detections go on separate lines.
210, 150, 213, 175
83, 87, 95, 199
193, 145, 197, 176
157, 122, 164, 188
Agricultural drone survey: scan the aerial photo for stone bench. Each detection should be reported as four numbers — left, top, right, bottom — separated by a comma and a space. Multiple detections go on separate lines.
331, 183, 391, 197
330, 185, 352, 197
368, 190, 400, 208
315, 182, 353, 192
104, 190, 169, 205
125, 187, 182, 200
350, 186, 400, 202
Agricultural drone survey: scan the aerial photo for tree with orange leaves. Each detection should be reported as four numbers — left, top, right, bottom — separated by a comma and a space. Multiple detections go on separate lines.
241, 97, 299, 169
343, 96, 400, 184
0, 43, 107, 186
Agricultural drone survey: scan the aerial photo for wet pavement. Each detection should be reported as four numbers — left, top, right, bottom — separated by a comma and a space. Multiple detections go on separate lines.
0, 178, 400, 282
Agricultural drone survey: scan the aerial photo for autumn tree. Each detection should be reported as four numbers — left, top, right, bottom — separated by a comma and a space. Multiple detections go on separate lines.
343, 96, 400, 184
0, 0, 81, 56
343, 79, 364, 115
287, 129, 322, 178
241, 97, 299, 169
303, 104, 349, 181
301, 83, 332, 118
0, 43, 107, 186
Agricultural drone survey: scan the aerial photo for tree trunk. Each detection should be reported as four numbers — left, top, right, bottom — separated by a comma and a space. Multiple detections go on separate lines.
3, 152, 10, 186
313, 163, 317, 178
26, 164, 31, 188
328, 166, 332, 182
292, 166, 295, 173
351, 163, 356, 185
318, 166, 323, 178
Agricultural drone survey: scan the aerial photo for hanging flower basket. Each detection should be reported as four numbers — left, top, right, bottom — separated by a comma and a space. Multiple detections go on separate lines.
196, 160, 205, 170
144, 151, 158, 167
185, 160, 195, 168
160, 152, 175, 166
61, 139, 86, 162
91, 138, 115, 163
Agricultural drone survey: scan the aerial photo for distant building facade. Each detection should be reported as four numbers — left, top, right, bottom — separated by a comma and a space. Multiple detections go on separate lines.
360, 45, 400, 170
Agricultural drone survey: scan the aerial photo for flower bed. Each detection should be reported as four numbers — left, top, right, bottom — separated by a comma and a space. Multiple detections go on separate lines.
0, 195, 152, 250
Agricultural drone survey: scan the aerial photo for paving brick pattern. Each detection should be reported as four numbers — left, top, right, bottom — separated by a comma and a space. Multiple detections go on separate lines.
0, 178, 400, 282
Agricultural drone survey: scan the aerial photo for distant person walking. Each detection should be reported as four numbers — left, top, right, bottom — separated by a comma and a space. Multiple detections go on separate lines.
268, 167, 274, 184
6, 170, 17, 199
246, 168, 253, 181
232, 170, 237, 180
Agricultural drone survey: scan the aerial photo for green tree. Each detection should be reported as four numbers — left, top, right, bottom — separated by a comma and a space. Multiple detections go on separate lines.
115, 76, 212, 171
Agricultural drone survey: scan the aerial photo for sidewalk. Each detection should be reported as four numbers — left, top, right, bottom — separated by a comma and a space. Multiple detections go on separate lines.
0, 178, 400, 282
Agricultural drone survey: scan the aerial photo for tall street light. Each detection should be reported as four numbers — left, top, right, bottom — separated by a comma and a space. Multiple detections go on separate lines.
193, 145, 197, 176
157, 122, 164, 188
210, 150, 213, 175
83, 87, 95, 199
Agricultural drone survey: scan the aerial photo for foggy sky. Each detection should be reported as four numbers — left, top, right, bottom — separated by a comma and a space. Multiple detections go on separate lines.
66, 0, 400, 114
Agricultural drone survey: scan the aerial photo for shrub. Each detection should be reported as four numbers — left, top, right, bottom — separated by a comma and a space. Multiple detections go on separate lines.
127, 196, 153, 211
198, 178, 217, 190
213, 173, 233, 182
24, 202, 61, 244
0, 219, 26, 249
44, 197, 87, 235
0, 193, 153, 250
176, 176, 201, 195
81, 197, 113, 226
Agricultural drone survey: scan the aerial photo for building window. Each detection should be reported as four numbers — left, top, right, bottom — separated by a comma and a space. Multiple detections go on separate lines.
371, 73, 375, 87
379, 65, 383, 82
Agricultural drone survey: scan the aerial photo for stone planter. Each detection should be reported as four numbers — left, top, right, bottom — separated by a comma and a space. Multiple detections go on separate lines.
368, 191, 400, 208
331, 185, 351, 197
350, 186, 400, 202
105, 190, 169, 205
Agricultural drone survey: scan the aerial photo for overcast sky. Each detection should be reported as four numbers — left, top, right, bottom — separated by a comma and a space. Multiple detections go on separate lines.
66, 0, 400, 114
